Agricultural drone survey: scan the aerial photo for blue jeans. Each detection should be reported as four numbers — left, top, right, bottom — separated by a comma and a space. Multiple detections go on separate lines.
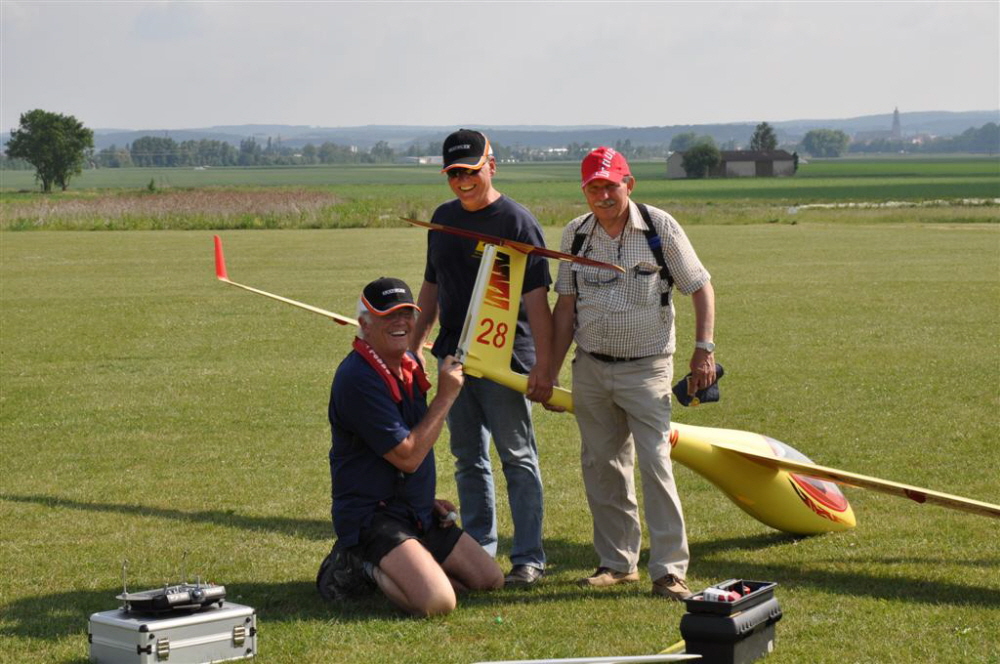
444, 373, 545, 569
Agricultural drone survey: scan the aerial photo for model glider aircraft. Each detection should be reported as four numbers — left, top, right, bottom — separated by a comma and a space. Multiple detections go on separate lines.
408, 222, 1000, 535
399, 217, 622, 407
213, 231, 1000, 535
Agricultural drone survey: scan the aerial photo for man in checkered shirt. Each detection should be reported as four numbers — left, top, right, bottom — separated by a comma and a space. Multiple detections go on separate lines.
551, 147, 717, 601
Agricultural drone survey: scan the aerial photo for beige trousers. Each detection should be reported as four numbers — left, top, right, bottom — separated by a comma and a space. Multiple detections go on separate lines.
572, 350, 689, 581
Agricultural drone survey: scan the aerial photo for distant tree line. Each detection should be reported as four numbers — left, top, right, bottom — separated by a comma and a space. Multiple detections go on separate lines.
84, 136, 404, 168
0, 154, 33, 170
848, 122, 998, 155
5, 121, 997, 175
79, 136, 676, 169
664, 122, 998, 159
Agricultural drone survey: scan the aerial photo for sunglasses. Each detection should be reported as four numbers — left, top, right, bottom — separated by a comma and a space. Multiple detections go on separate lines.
446, 167, 483, 180
582, 269, 621, 286
580, 240, 625, 286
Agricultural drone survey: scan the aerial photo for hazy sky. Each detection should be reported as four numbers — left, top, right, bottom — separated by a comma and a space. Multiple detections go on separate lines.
2, 1, 998, 131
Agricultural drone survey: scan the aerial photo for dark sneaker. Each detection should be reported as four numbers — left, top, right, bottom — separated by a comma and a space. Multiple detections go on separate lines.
576, 566, 640, 588
651, 574, 692, 600
316, 544, 375, 601
504, 564, 544, 588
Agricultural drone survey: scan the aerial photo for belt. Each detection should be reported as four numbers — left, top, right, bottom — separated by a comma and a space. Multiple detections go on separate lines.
587, 351, 648, 363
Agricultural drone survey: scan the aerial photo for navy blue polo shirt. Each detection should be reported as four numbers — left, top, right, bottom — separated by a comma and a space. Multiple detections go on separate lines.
425, 195, 551, 374
328, 349, 434, 548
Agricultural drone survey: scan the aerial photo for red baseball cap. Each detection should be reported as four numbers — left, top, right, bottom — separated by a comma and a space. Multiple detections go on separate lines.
581, 147, 631, 188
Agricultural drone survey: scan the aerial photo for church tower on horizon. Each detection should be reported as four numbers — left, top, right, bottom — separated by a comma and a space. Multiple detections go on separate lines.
891, 107, 902, 139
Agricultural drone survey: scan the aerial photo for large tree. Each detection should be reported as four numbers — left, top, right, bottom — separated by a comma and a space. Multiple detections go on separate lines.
801, 129, 850, 157
6, 109, 94, 192
681, 143, 721, 178
749, 122, 778, 152
670, 132, 716, 152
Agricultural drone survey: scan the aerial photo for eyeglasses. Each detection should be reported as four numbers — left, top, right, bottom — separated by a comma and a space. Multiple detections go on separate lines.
582, 269, 621, 286
581, 243, 624, 286
446, 167, 482, 180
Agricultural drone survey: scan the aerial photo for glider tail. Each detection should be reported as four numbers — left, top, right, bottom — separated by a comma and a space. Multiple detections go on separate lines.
457, 244, 573, 412
214, 235, 229, 281
212, 235, 358, 327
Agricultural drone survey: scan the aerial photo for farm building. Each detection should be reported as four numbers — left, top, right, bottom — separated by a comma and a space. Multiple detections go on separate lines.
667, 149, 796, 179
398, 155, 443, 165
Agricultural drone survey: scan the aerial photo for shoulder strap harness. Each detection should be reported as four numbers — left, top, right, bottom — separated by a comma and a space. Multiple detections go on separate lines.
570, 203, 673, 306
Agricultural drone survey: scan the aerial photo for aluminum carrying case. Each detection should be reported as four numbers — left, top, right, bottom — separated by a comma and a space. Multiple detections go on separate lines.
88, 601, 256, 663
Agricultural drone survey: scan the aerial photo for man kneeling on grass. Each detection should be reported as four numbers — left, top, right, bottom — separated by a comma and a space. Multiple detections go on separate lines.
317, 277, 503, 617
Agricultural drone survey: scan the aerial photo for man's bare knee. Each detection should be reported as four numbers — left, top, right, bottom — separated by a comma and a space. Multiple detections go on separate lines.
414, 588, 457, 617
477, 568, 504, 591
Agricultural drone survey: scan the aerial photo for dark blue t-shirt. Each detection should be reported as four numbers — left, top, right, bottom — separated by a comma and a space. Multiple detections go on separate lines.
328, 350, 434, 547
425, 195, 551, 374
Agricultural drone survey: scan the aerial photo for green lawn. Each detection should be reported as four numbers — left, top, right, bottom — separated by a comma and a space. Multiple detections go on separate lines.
795, 156, 1000, 178
1, 223, 998, 663
1, 155, 996, 191
2, 157, 998, 232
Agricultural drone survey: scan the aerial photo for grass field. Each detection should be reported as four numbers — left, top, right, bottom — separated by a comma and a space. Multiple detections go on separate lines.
2, 155, 997, 190
2, 221, 998, 663
2, 158, 998, 231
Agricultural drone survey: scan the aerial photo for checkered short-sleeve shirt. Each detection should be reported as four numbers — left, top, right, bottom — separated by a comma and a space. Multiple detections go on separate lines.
555, 201, 710, 358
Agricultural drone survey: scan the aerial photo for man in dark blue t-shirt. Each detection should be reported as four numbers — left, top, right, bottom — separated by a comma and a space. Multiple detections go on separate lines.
319, 277, 502, 617
409, 129, 552, 588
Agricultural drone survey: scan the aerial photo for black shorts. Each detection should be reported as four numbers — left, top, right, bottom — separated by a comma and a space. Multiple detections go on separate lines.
352, 511, 464, 568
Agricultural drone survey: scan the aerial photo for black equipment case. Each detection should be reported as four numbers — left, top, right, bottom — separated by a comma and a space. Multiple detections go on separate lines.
680, 580, 781, 664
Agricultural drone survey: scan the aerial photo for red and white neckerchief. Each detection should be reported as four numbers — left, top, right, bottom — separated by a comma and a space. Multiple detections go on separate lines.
352, 337, 431, 403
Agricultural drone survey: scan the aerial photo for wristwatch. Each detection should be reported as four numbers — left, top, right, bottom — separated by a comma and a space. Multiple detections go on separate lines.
695, 341, 716, 353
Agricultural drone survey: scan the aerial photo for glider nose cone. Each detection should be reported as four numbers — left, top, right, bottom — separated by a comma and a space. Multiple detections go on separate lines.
670, 423, 857, 536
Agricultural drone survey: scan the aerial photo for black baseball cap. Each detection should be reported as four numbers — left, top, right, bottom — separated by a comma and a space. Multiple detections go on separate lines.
361, 277, 421, 316
441, 129, 492, 172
